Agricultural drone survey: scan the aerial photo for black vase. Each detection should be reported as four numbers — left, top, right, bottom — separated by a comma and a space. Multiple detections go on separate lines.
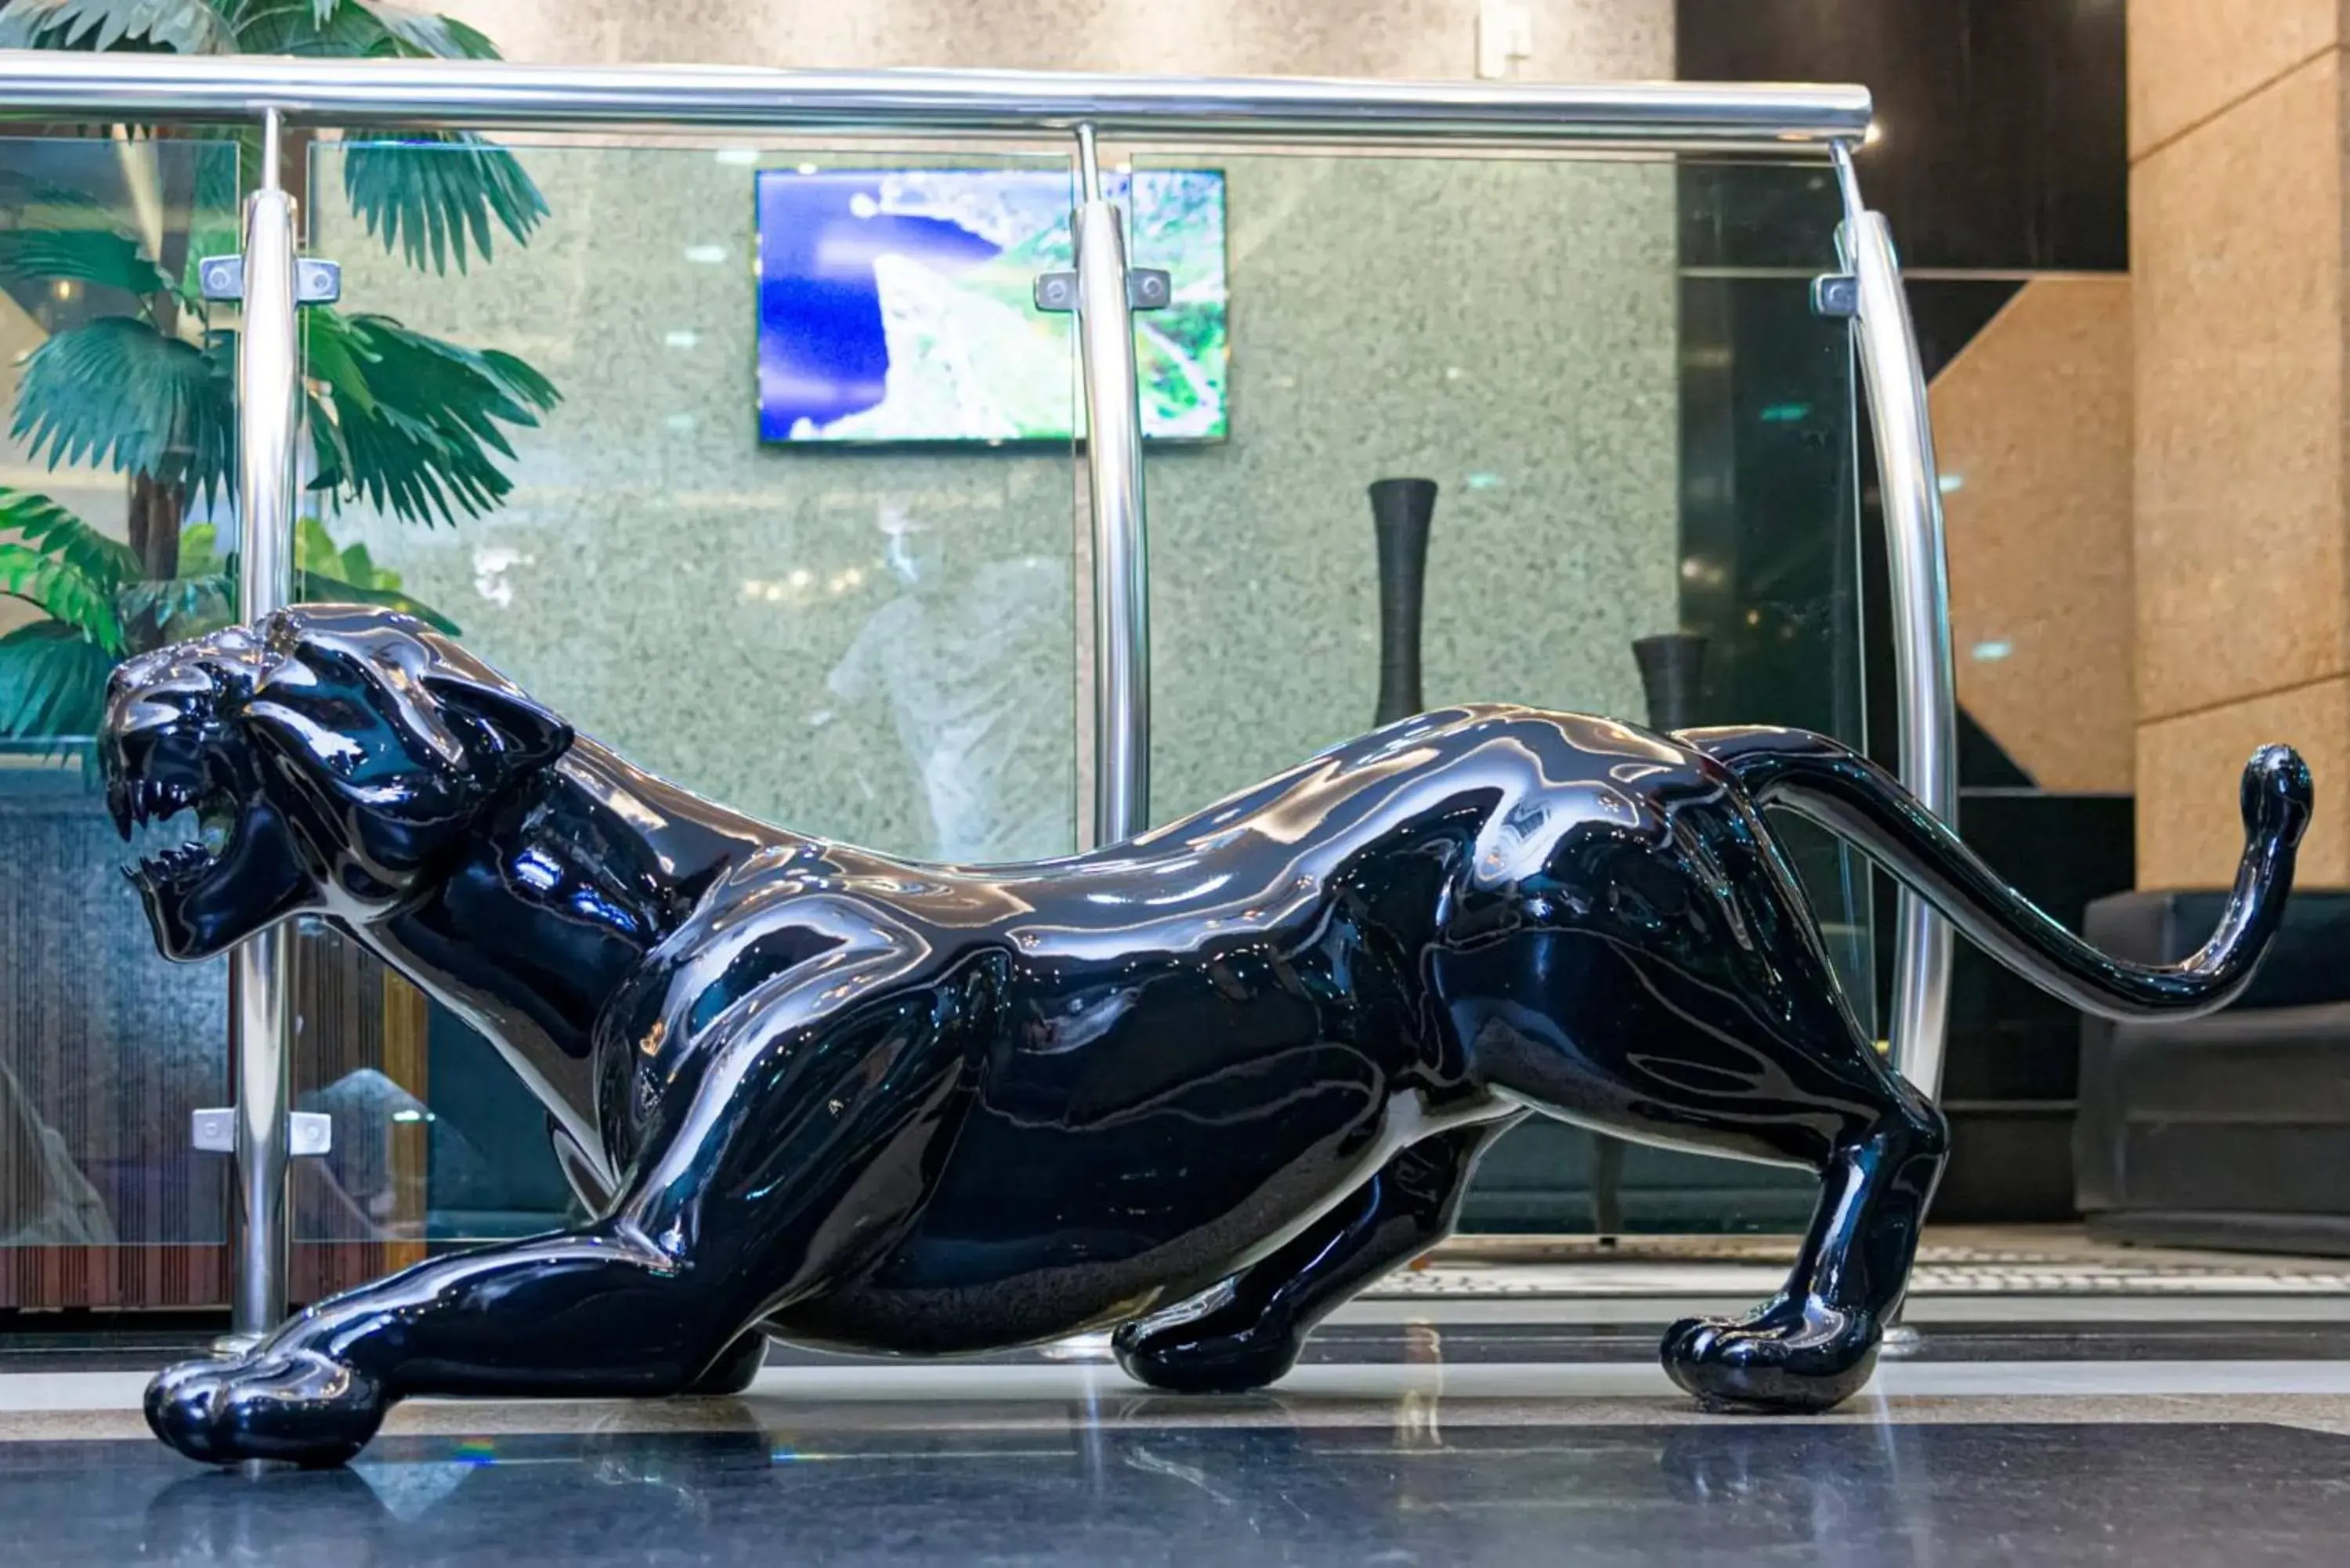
1632, 632, 1709, 734
1369, 478, 1438, 727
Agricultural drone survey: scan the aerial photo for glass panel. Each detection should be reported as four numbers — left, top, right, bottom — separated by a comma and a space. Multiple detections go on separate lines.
295, 138, 1083, 1250
1126, 149, 1863, 1235
1677, 161, 1871, 1012
0, 133, 242, 1302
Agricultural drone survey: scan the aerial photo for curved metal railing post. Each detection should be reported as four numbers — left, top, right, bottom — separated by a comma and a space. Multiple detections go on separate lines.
226, 107, 302, 1341
1831, 143, 1958, 1098
1071, 124, 1151, 845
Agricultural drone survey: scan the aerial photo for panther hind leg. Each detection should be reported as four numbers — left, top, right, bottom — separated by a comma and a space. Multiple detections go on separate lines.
1661, 1086, 1947, 1413
685, 1329, 771, 1396
1448, 836, 1950, 1412
1115, 1118, 1518, 1394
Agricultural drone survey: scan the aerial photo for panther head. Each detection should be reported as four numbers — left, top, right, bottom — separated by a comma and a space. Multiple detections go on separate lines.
101, 604, 573, 961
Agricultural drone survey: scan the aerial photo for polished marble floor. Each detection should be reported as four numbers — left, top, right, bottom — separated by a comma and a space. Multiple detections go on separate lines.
11, 1414, 2350, 1567
8, 1301, 2350, 1566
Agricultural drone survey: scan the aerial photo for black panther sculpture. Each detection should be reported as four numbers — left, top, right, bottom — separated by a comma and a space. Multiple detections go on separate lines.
104, 606, 2309, 1466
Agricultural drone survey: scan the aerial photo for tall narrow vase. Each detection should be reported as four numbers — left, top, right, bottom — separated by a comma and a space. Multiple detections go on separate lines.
1632, 632, 1709, 734
1368, 479, 1438, 727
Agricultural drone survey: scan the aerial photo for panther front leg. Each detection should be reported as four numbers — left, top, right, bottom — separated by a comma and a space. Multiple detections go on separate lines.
1114, 1118, 1517, 1394
150, 940, 964, 1466
146, 1225, 764, 1466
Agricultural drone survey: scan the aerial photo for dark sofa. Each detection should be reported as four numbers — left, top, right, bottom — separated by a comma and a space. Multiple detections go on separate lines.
2075, 889, 2350, 1255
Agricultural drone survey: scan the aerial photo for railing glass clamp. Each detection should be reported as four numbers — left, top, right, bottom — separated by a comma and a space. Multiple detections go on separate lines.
197, 254, 342, 305
192, 1107, 332, 1157
1034, 268, 1170, 313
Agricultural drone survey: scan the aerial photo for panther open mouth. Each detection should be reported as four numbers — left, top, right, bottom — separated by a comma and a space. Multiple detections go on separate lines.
109, 771, 240, 894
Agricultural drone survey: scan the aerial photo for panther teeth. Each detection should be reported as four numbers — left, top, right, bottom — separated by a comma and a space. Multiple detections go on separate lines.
132, 840, 216, 888
113, 775, 198, 839
113, 770, 230, 887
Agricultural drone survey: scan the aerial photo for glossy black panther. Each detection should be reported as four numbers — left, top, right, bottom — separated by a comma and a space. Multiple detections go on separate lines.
104, 606, 2309, 1466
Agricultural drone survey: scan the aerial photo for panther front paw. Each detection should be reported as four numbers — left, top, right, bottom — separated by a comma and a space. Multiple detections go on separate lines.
1661, 1299, 1880, 1414
146, 1348, 388, 1468
1112, 1314, 1303, 1394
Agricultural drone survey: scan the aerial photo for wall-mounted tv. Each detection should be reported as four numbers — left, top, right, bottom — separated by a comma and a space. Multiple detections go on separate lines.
755, 168, 1227, 445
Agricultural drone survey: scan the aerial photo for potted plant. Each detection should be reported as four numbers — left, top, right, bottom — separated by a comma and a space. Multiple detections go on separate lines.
0, 0, 559, 743
0, 0, 556, 1306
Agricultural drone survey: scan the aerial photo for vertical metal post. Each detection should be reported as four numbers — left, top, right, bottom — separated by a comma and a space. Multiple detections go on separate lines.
1831, 144, 1957, 1099
227, 107, 300, 1340
1071, 124, 1150, 846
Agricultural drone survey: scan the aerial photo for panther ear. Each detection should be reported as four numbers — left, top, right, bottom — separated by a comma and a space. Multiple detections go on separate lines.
420, 671, 573, 774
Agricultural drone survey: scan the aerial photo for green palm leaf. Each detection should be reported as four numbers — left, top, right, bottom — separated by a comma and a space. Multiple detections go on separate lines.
0, 544, 127, 649
175, 517, 226, 575
306, 308, 559, 527
170, 515, 464, 634
235, 0, 544, 273
311, 0, 498, 60
12, 316, 237, 502
0, 226, 174, 298
0, 0, 232, 51
0, 487, 141, 586
0, 620, 117, 742
0, 488, 137, 650
295, 514, 362, 580
114, 569, 232, 642
340, 133, 548, 274
0, 167, 121, 226
177, 139, 242, 302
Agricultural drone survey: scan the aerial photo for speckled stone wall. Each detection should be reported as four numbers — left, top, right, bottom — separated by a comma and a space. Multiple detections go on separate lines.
432, 0, 1672, 85
316, 146, 1086, 858
310, 2, 1678, 857
1141, 154, 1677, 821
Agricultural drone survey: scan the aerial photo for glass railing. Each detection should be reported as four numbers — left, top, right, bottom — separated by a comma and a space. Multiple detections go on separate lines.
0, 57, 1941, 1317
1115, 146, 1866, 1233
291, 138, 1085, 1248
0, 133, 242, 1305
267, 137, 1870, 1248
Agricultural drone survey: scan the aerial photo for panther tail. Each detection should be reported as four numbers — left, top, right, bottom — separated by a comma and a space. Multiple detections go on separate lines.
1682, 725, 2312, 1024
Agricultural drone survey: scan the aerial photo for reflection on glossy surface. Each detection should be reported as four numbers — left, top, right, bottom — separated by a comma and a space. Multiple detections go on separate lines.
826, 497, 1070, 860
10, 1414, 2349, 1568
101, 607, 2307, 1465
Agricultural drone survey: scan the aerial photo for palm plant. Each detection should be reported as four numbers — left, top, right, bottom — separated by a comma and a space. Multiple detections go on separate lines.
0, 0, 558, 747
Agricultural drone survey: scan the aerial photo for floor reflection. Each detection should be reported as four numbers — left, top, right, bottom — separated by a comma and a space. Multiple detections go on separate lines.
5, 1403, 2342, 1567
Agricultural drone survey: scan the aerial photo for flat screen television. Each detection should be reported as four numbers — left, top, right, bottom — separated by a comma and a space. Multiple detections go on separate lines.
755, 167, 1228, 444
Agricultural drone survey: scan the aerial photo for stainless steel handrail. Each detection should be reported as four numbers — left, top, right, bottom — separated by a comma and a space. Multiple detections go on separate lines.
0, 52, 1869, 148
0, 49, 1959, 1309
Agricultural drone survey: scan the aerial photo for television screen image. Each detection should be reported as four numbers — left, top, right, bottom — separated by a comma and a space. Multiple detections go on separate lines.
755, 167, 1227, 444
